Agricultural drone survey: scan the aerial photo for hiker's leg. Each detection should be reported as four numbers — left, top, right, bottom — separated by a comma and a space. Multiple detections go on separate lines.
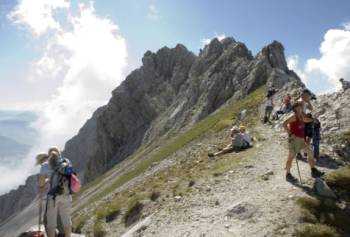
59, 195, 72, 237
47, 228, 56, 237
46, 197, 58, 237
214, 147, 234, 156
64, 226, 72, 237
286, 151, 295, 174
313, 139, 320, 159
305, 145, 315, 168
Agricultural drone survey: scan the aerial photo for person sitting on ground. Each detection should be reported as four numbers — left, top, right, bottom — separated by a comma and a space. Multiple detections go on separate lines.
264, 94, 274, 123
40, 149, 72, 237
239, 125, 251, 148
339, 78, 350, 91
273, 94, 292, 120
312, 117, 321, 160
208, 126, 246, 157
283, 102, 324, 182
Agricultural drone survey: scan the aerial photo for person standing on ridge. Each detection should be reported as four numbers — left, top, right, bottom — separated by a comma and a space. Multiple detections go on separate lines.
339, 78, 350, 91
40, 148, 72, 237
264, 93, 274, 123
283, 102, 324, 182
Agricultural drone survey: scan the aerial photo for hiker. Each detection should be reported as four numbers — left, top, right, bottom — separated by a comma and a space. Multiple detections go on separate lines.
239, 125, 251, 148
273, 94, 292, 120
300, 89, 314, 114
264, 93, 274, 123
339, 78, 350, 91
208, 126, 246, 157
40, 149, 72, 237
313, 117, 321, 159
283, 102, 324, 182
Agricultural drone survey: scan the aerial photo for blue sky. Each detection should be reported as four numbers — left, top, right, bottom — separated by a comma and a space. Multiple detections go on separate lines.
1, 0, 350, 109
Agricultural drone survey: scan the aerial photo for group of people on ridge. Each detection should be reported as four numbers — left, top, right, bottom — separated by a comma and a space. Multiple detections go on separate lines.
264, 87, 324, 181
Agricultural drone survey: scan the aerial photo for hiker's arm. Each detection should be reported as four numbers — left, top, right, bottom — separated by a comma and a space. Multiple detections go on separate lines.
283, 115, 295, 136
303, 117, 313, 123
39, 174, 47, 194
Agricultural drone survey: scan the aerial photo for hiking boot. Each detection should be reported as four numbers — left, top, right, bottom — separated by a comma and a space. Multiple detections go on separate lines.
296, 153, 305, 161
208, 153, 214, 158
286, 173, 298, 183
311, 168, 324, 178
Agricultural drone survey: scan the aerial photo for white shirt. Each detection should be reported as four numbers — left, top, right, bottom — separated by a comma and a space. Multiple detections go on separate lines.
242, 132, 251, 144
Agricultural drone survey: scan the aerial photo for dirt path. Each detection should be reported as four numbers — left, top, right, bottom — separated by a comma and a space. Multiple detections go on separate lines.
134, 124, 326, 237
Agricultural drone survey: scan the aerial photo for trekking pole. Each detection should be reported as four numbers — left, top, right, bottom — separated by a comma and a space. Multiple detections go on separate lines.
295, 157, 302, 185
38, 192, 42, 234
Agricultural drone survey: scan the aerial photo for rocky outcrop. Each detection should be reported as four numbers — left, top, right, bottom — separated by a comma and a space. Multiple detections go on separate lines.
313, 90, 350, 162
64, 38, 301, 182
0, 174, 38, 224
0, 37, 302, 224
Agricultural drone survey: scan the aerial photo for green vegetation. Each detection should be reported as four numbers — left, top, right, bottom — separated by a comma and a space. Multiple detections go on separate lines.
72, 214, 92, 233
295, 224, 339, 237
72, 86, 265, 230
93, 220, 107, 237
325, 167, 350, 194
150, 191, 161, 201
296, 196, 350, 235
124, 201, 144, 227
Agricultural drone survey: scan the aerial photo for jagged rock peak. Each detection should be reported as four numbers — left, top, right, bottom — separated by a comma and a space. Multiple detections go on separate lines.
259, 40, 288, 72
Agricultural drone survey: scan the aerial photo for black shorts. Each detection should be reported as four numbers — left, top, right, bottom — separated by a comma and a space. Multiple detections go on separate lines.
304, 123, 313, 138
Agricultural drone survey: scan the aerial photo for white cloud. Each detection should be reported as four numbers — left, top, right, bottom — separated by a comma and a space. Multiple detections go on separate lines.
201, 33, 226, 48
287, 55, 307, 84
8, 0, 69, 35
287, 23, 350, 93
2, 2, 128, 194
146, 4, 160, 20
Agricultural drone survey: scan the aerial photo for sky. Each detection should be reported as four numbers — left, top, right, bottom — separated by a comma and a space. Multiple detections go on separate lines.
0, 0, 350, 193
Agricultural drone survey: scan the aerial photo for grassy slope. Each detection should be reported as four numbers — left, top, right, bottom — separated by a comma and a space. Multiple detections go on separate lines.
72, 86, 265, 233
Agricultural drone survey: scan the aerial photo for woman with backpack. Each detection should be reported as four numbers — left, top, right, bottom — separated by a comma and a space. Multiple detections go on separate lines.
39, 149, 72, 237
283, 102, 324, 182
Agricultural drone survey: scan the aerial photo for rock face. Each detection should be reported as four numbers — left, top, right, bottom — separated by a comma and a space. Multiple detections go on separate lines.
0, 37, 301, 223
313, 90, 350, 162
0, 174, 38, 224
65, 38, 302, 182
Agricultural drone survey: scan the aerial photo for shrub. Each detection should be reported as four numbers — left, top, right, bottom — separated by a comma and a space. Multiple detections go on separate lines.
72, 215, 89, 233
188, 180, 195, 187
105, 209, 121, 223
295, 224, 339, 237
93, 221, 106, 237
150, 191, 161, 201
325, 167, 350, 192
296, 196, 350, 234
124, 201, 144, 227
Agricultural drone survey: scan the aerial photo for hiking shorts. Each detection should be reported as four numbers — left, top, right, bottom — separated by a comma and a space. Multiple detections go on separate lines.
46, 194, 72, 229
265, 106, 273, 113
288, 136, 311, 156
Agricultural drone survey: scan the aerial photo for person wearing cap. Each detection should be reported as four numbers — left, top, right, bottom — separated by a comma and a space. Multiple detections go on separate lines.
339, 78, 350, 91
208, 126, 246, 157
239, 125, 251, 148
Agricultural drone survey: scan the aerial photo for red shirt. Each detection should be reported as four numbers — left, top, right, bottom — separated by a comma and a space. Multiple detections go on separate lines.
289, 115, 304, 138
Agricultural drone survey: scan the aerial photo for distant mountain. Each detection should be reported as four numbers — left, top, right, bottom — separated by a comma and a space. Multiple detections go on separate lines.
0, 136, 29, 159
0, 111, 38, 146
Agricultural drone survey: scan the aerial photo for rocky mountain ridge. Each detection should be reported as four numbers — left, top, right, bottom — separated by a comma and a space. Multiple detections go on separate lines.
0, 37, 302, 226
